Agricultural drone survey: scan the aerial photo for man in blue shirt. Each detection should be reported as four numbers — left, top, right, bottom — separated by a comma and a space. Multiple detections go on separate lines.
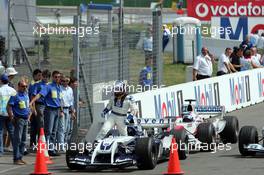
31, 69, 50, 148
30, 71, 63, 156
28, 69, 42, 149
7, 78, 30, 165
139, 56, 153, 91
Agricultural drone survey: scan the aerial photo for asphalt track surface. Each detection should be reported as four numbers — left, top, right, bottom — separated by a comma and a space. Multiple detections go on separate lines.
1, 102, 264, 175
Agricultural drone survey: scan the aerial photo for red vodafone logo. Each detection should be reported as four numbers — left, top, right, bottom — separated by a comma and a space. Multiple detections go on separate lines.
195, 3, 209, 18
188, 0, 264, 21
251, 24, 264, 34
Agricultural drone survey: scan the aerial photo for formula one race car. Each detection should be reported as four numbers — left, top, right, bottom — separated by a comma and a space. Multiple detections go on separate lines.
238, 126, 264, 156
66, 116, 184, 171
171, 99, 239, 158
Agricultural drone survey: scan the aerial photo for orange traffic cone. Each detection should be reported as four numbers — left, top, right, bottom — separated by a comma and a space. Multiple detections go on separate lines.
39, 128, 53, 164
30, 129, 51, 175
163, 137, 184, 175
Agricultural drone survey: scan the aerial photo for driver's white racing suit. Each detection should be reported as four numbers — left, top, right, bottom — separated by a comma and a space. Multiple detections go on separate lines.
95, 95, 138, 140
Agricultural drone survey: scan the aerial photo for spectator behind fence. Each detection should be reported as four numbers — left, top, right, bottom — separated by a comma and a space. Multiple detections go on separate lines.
257, 33, 264, 55
251, 47, 263, 68
162, 24, 171, 52
30, 71, 63, 157
250, 30, 259, 47
139, 56, 153, 91
230, 47, 243, 72
240, 50, 253, 71
240, 35, 253, 52
7, 77, 30, 165
28, 69, 42, 149
193, 47, 213, 81
0, 74, 16, 156
143, 28, 153, 62
239, 35, 253, 53
217, 48, 237, 76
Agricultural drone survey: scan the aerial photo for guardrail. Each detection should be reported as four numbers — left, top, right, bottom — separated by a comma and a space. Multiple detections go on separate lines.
87, 68, 264, 141
131, 68, 264, 118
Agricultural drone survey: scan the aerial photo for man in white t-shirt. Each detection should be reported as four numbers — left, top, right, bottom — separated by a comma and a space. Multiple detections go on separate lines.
193, 47, 213, 81
251, 47, 263, 68
0, 74, 16, 156
162, 24, 171, 52
217, 48, 237, 76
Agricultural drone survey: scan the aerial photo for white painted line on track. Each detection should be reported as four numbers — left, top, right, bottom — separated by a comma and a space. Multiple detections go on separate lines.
0, 166, 24, 174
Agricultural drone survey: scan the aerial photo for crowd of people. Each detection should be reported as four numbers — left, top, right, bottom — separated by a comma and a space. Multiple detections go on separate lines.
0, 67, 78, 165
193, 33, 264, 81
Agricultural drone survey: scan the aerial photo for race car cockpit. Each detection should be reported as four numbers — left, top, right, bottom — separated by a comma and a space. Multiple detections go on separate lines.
182, 99, 196, 122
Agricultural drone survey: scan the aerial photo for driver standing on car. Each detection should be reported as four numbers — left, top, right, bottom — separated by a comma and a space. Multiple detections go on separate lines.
95, 81, 138, 140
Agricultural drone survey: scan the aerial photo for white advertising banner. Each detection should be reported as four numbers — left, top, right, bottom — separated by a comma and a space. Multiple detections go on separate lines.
211, 17, 264, 41
95, 68, 264, 119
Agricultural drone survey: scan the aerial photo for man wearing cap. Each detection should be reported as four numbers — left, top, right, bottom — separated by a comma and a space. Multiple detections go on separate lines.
7, 77, 30, 165
6, 67, 18, 88
30, 71, 63, 156
0, 74, 16, 156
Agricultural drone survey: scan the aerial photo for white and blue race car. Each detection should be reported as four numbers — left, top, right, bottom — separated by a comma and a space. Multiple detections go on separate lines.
66, 117, 182, 171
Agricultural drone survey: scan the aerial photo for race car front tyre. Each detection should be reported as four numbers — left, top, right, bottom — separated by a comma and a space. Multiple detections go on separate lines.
66, 149, 87, 170
220, 116, 239, 144
135, 137, 158, 170
197, 122, 216, 151
238, 126, 258, 156
171, 129, 188, 160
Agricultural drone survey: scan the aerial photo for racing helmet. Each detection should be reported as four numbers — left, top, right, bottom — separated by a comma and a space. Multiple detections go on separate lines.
113, 80, 128, 97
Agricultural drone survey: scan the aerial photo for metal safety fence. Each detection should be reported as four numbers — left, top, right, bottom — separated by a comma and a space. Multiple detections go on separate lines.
75, 4, 163, 133
2, 2, 163, 141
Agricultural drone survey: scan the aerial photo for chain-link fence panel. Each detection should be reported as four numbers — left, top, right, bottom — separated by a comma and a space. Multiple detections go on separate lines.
77, 5, 163, 131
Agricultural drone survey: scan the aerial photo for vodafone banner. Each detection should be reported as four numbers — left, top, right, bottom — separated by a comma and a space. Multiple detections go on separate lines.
187, 0, 264, 21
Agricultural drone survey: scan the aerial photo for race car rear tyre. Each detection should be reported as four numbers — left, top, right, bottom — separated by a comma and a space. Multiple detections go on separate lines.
135, 137, 158, 170
238, 126, 258, 156
171, 129, 188, 160
66, 149, 87, 170
197, 122, 216, 151
220, 116, 239, 144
